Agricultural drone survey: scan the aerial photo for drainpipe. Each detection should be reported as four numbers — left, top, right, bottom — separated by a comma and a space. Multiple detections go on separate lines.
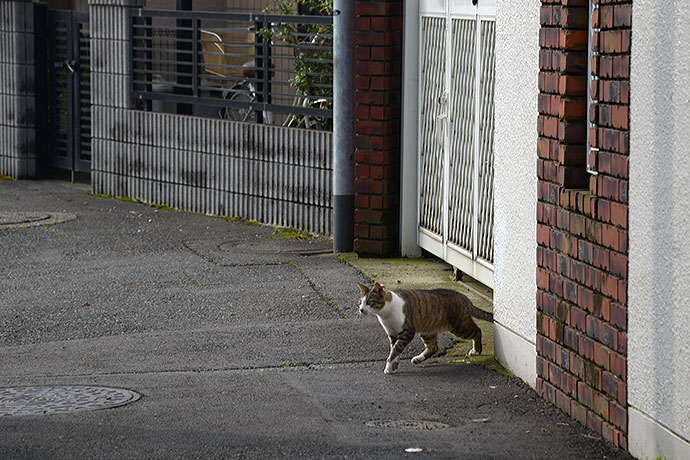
332, 0, 354, 252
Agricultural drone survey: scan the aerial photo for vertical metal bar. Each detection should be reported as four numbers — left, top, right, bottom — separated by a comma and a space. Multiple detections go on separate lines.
472, 10, 481, 262
176, 0, 193, 115
332, 0, 354, 252
442, 4, 451, 262
34, 2, 49, 177
263, 20, 271, 116
47, 10, 57, 170
192, 18, 199, 98
254, 17, 264, 124
144, 15, 151, 109
586, 0, 599, 175
70, 12, 79, 180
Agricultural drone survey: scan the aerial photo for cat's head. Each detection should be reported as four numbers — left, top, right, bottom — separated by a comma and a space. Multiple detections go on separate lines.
357, 282, 389, 315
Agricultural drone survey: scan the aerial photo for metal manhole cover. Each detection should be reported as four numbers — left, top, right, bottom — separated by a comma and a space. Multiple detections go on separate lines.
365, 420, 450, 430
0, 212, 77, 229
0, 386, 140, 416
218, 240, 332, 256
0, 213, 51, 225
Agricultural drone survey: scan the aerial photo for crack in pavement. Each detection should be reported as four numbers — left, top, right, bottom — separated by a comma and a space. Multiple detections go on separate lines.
181, 240, 348, 319
3, 358, 390, 382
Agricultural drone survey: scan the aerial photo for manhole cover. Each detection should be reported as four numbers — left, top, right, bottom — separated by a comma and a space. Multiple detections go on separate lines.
218, 240, 332, 256
0, 212, 76, 229
365, 420, 450, 430
0, 213, 50, 225
0, 386, 140, 416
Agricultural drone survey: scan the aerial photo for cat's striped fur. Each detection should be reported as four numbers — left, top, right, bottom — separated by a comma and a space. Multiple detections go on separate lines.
358, 282, 494, 374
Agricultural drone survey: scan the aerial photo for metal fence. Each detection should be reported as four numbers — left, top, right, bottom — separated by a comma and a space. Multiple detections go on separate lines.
129, 8, 333, 129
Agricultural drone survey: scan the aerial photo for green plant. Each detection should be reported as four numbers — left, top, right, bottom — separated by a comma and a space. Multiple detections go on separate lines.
262, 0, 333, 130
273, 226, 313, 240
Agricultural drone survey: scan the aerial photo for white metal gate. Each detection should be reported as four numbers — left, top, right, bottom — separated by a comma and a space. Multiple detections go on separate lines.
418, 0, 495, 287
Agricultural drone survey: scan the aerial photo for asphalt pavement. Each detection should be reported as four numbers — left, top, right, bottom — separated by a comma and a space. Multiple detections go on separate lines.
0, 179, 633, 459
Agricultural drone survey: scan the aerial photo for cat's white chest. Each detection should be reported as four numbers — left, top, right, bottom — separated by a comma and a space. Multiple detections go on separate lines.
376, 292, 405, 337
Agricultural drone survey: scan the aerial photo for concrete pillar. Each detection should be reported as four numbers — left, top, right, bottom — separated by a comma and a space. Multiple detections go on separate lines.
0, 0, 37, 178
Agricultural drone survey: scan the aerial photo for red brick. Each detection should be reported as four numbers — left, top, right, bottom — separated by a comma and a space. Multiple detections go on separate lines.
356, 60, 385, 76
593, 391, 609, 419
586, 411, 604, 434
559, 98, 586, 120
355, 179, 383, 195
602, 371, 619, 399
614, 4, 632, 27
577, 379, 593, 406
617, 381, 627, 407
602, 422, 616, 446
355, 165, 370, 179
556, 388, 572, 413
355, 17, 370, 31
609, 302, 626, 330
559, 28, 588, 50
570, 352, 584, 378
354, 223, 369, 238
571, 400, 588, 426
355, 2, 387, 16
537, 224, 550, 246
610, 352, 626, 380
355, 76, 370, 90
355, 46, 370, 60
593, 342, 610, 369
369, 194, 382, 209
601, 30, 622, 54
610, 201, 627, 228
354, 238, 383, 255
609, 401, 627, 431
601, 224, 620, 251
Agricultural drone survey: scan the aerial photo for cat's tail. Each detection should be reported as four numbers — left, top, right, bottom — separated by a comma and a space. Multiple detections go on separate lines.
469, 303, 494, 323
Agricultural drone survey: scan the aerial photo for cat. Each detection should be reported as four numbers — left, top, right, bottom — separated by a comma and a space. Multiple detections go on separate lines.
357, 282, 494, 374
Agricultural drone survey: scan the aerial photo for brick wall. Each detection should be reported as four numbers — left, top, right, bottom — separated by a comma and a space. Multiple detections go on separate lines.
353, 0, 403, 255
536, 0, 630, 450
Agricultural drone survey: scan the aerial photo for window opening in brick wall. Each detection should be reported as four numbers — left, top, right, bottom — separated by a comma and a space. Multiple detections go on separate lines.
586, 0, 599, 176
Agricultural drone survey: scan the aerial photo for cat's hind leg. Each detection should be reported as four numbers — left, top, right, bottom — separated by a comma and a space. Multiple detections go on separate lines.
452, 319, 483, 356
411, 333, 438, 364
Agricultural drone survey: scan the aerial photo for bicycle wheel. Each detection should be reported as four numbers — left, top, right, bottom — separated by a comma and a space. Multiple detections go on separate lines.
222, 84, 255, 122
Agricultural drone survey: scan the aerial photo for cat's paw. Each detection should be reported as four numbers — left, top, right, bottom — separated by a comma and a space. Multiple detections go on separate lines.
467, 349, 480, 357
411, 354, 426, 365
384, 359, 399, 374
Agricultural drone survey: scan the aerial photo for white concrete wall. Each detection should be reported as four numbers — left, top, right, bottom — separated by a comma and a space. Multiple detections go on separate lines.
629, 1, 690, 459
491, 0, 540, 387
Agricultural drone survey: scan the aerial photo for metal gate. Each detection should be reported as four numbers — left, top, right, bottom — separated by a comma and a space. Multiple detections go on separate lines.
47, 10, 91, 174
418, 0, 495, 288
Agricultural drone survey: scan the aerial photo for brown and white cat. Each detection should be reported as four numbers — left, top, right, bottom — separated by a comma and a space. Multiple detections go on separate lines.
357, 282, 494, 374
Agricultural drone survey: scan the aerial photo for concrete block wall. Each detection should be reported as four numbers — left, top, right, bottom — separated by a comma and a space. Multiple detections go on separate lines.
89, 0, 333, 234
0, 0, 36, 178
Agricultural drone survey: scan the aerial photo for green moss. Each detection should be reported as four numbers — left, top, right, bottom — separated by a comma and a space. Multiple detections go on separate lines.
0, 175, 14, 180
150, 203, 175, 211
119, 195, 138, 203
273, 226, 313, 240
219, 216, 242, 222
245, 220, 261, 226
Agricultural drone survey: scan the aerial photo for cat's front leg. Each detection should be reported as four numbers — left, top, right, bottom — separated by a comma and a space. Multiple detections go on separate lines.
384, 329, 414, 374
384, 357, 399, 374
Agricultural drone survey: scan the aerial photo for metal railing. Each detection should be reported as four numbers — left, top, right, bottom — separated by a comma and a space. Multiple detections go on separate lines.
129, 8, 333, 129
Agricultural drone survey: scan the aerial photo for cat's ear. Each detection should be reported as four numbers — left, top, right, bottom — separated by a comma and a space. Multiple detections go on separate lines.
374, 282, 384, 293
357, 282, 369, 295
